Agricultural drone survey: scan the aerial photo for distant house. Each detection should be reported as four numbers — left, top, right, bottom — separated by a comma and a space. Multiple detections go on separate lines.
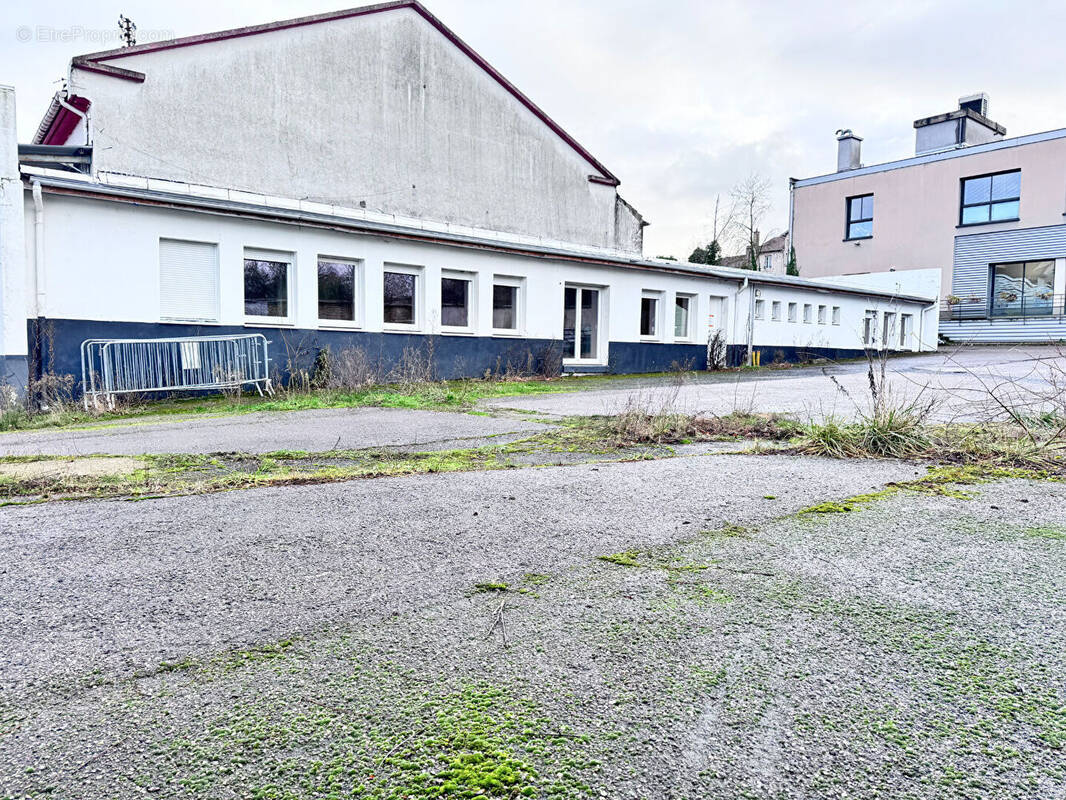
720, 233, 789, 274
790, 93, 1066, 343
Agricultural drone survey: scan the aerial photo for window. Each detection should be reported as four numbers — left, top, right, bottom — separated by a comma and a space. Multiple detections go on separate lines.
990, 260, 1055, 317
846, 194, 874, 240
674, 294, 694, 339
640, 292, 660, 338
771, 301, 782, 321
160, 239, 219, 322
803, 303, 813, 323
863, 310, 877, 346
788, 302, 798, 323
762, 254, 773, 270
817, 304, 827, 325
960, 170, 1020, 225
244, 250, 291, 319
492, 277, 522, 332
441, 271, 474, 329
831, 306, 841, 325
383, 265, 420, 326
883, 312, 897, 348
318, 258, 358, 322
563, 286, 602, 361
900, 314, 913, 348
754, 298, 765, 320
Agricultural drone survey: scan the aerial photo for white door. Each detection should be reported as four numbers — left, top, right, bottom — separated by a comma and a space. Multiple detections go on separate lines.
562, 286, 603, 362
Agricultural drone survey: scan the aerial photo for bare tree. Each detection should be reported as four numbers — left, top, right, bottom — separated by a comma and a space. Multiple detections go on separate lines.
689, 194, 736, 265
730, 174, 772, 271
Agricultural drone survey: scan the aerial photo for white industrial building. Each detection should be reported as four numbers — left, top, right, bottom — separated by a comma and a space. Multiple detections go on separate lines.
0, 1, 938, 395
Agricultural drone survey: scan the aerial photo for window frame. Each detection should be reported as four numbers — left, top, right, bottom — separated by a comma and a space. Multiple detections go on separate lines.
817, 304, 827, 325
959, 169, 1020, 227
563, 283, 607, 364
491, 275, 525, 336
243, 247, 294, 325
673, 293, 696, 341
382, 263, 424, 331
900, 313, 913, 349
803, 303, 813, 324
316, 256, 362, 328
640, 290, 663, 340
787, 302, 798, 323
845, 193, 874, 241
771, 300, 782, 321
440, 269, 477, 334
882, 311, 898, 350
831, 306, 841, 326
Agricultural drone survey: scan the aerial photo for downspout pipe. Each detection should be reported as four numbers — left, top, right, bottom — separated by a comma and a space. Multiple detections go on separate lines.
734, 276, 753, 367
31, 179, 45, 386
787, 177, 796, 270
56, 96, 89, 146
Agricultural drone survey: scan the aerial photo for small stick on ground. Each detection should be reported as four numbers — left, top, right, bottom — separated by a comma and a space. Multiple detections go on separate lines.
485, 596, 508, 648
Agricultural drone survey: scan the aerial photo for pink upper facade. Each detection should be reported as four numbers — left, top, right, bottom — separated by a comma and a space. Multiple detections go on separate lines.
791, 129, 1066, 297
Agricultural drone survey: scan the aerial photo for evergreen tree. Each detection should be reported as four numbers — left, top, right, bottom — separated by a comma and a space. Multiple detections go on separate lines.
786, 246, 799, 276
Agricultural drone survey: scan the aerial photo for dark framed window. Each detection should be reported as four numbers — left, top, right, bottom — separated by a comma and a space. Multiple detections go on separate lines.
845, 194, 874, 240
441, 275, 471, 328
383, 270, 417, 325
492, 283, 518, 330
990, 260, 1055, 317
640, 295, 659, 337
960, 170, 1020, 226
244, 257, 289, 317
317, 259, 356, 321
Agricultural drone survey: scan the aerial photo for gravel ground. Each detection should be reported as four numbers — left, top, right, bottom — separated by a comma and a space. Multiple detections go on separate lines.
482, 345, 1065, 422
2, 454, 1063, 798
0, 406, 546, 456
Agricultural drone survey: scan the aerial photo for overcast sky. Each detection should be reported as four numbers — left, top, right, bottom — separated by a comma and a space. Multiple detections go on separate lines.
4, 0, 1065, 258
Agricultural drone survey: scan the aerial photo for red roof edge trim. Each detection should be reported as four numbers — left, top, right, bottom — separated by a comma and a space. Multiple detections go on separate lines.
69, 0, 621, 186
41, 95, 91, 146
71, 57, 146, 83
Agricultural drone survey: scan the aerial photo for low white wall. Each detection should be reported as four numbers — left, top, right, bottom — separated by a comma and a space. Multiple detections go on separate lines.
17, 189, 940, 373
27, 192, 734, 361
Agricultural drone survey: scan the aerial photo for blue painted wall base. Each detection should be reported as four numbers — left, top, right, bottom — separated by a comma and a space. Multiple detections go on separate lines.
26, 318, 874, 396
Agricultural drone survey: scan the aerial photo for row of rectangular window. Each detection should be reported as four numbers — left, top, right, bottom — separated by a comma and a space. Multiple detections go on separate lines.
163, 240, 701, 347
754, 299, 840, 325
245, 255, 523, 332
843, 168, 1022, 241
639, 291, 697, 340
160, 239, 525, 333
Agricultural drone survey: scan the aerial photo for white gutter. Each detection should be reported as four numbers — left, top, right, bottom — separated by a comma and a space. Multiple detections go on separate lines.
31, 179, 45, 317
735, 276, 753, 365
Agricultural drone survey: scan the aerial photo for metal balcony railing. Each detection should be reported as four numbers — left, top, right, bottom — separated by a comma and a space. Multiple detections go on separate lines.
940, 293, 1065, 322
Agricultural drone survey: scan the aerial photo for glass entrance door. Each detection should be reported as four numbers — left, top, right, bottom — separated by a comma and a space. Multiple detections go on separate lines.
563, 286, 601, 362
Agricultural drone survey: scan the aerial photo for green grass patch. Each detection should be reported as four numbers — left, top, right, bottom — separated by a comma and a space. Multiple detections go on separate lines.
472, 582, 509, 593
597, 551, 642, 568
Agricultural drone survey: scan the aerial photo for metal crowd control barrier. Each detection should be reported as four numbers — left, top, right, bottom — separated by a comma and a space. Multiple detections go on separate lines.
81, 333, 273, 410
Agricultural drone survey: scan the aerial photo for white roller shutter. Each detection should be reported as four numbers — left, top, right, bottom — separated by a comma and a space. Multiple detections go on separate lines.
160, 239, 220, 322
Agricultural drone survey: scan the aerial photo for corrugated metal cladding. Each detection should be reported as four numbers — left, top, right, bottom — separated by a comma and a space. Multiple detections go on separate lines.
940, 317, 1066, 343
952, 224, 1066, 297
